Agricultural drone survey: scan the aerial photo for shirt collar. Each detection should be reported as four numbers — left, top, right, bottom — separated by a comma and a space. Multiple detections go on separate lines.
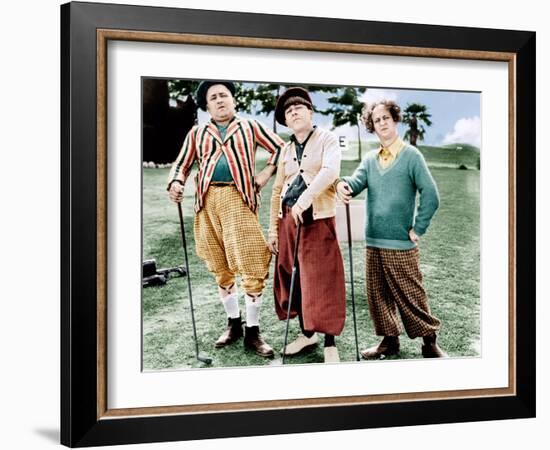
378, 136, 405, 157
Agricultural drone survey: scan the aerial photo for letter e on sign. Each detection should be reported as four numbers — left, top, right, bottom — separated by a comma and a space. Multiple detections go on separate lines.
339, 136, 348, 151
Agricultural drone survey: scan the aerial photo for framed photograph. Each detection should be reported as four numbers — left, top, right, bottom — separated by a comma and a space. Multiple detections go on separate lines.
61, 1, 535, 447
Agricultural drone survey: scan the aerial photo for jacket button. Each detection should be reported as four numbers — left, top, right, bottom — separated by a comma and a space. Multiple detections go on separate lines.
293, 158, 297, 161
300, 169, 304, 173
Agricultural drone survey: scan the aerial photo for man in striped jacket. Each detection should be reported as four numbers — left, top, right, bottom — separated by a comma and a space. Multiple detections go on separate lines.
167, 81, 285, 358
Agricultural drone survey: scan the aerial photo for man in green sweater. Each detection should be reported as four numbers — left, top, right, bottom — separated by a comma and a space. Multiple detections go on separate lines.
336, 100, 447, 359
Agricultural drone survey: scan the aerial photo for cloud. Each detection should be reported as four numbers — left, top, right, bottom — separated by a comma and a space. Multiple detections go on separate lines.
442, 116, 481, 147
359, 89, 399, 106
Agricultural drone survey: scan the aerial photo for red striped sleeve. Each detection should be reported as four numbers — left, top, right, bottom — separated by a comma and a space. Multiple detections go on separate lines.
245, 126, 255, 167
167, 126, 197, 188
251, 120, 284, 165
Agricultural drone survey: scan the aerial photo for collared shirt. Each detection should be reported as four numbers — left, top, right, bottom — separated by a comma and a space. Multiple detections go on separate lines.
378, 136, 405, 169
168, 116, 285, 213
282, 126, 316, 208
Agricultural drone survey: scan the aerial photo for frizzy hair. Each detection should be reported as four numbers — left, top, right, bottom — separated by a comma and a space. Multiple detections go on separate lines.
361, 100, 402, 133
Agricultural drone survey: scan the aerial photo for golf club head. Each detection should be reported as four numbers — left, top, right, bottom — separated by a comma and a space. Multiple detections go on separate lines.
197, 354, 212, 364
267, 358, 283, 366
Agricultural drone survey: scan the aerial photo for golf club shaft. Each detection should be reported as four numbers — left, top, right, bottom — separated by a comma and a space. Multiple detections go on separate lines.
282, 222, 302, 365
345, 203, 360, 361
177, 202, 202, 362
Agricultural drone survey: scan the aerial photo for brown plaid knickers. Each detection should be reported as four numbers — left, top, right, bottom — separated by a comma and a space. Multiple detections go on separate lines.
366, 246, 440, 338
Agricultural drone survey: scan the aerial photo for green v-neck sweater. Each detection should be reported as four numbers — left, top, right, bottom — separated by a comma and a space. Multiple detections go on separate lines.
342, 145, 439, 250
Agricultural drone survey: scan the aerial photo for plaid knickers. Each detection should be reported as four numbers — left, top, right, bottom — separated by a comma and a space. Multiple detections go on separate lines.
194, 185, 271, 294
366, 246, 441, 338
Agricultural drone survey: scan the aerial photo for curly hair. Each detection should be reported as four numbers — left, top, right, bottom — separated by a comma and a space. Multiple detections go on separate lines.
361, 100, 402, 133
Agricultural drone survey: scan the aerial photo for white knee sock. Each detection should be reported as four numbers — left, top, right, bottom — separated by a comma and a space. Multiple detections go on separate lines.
221, 293, 240, 319
245, 293, 262, 327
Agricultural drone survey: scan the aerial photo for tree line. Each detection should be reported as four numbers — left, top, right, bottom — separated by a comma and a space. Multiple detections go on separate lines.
166, 80, 432, 161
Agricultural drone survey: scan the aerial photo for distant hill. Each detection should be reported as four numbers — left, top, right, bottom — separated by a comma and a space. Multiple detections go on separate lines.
440, 143, 480, 153
418, 143, 480, 168
273, 134, 480, 169
342, 141, 480, 169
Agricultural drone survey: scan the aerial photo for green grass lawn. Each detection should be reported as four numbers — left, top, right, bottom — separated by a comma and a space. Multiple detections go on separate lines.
142, 153, 480, 370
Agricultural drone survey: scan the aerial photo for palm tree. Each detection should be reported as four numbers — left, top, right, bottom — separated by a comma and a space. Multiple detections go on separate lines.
320, 87, 367, 161
402, 103, 432, 147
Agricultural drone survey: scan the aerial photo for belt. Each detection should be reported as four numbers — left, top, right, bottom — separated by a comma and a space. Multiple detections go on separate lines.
209, 181, 235, 186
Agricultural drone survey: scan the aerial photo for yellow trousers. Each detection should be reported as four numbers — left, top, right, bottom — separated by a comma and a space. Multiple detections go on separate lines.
193, 185, 271, 294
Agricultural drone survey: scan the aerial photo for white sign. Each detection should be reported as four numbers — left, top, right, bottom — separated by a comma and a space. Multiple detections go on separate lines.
338, 135, 348, 150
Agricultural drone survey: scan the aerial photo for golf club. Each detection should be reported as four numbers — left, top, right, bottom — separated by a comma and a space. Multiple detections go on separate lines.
177, 202, 213, 365
345, 202, 361, 361
281, 222, 302, 365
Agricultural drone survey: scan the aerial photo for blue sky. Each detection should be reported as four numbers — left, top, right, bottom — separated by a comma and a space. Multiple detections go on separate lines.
356, 88, 481, 147
197, 84, 481, 148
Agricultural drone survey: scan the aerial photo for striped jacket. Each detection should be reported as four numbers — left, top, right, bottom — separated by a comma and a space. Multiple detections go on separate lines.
168, 116, 285, 213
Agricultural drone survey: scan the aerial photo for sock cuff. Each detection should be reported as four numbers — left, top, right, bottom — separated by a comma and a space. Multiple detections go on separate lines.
245, 293, 263, 306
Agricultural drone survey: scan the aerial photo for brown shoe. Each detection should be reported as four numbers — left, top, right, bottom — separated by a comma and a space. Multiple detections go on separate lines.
360, 336, 400, 360
244, 326, 274, 358
422, 334, 448, 358
215, 316, 243, 348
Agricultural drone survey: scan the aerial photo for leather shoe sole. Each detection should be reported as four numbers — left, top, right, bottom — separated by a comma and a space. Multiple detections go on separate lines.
245, 340, 274, 358
215, 329, 243, 348
360, 344, 400, 360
